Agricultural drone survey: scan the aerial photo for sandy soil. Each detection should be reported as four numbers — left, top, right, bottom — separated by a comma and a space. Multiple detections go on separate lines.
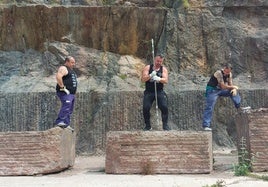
0, 149, 267, 187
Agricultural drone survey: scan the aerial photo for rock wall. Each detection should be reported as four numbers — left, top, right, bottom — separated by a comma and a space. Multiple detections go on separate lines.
0, 5, 165, 58
0, 89, 267, 154
0, 4, 267, 79
0, 2, 267, 155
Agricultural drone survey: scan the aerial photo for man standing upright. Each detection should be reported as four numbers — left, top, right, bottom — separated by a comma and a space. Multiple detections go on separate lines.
202, 63, 241, 131
141, 54, 170, 131
55, 56, 77, 129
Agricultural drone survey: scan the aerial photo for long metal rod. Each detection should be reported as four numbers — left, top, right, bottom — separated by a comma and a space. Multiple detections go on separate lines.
151, 38, 159, 127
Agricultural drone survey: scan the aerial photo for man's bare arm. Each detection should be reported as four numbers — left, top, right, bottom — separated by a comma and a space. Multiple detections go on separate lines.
141, 65, 151, 82
56, 66, 68, 87
158, 67, 168, 84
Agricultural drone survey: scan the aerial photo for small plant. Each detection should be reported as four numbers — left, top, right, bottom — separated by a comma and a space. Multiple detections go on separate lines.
202, 179, 226, 187
182, 0, 190, 9
119, 74, 127, 80
233, 136, 252, 176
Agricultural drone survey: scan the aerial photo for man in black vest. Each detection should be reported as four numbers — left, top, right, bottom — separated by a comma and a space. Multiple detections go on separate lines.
202, 63, 241, 131
141, 54, 170, 131
55, 56, 77, 129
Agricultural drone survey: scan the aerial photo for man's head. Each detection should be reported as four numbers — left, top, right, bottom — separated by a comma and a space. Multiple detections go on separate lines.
223, 63, 232, 75
65, 56, 76, 69
154, 54, 164, 69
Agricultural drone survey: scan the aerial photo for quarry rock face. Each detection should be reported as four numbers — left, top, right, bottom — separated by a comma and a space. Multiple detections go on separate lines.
0, 5, 165, 58
0, 1, 267, 154
0, 3, 266, 79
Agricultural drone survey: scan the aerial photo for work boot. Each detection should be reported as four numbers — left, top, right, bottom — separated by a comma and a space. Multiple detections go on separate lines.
203, 127, 212, 131
143, 125, 152, 131
163, 124, 171, 131
57, 122, 68, 128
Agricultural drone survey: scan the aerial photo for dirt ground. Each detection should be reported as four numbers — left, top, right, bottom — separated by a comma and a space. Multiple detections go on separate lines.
0, 149, 267, 187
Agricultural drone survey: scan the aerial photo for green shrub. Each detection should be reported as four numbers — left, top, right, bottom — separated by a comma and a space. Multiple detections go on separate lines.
233, 137, 252, 176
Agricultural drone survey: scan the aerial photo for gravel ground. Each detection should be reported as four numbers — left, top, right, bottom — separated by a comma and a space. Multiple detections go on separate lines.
0, 150, 267, 187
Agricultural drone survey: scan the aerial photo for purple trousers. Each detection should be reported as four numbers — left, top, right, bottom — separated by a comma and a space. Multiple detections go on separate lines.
55, 92, 75, 126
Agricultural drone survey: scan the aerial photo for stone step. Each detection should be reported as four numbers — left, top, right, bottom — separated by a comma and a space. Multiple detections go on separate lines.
235, 108, 268, 172
105, 131, 212, 174
0, 127, 75, 176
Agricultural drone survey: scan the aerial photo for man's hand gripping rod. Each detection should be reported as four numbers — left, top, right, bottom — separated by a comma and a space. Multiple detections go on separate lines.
151, 38, 159, 127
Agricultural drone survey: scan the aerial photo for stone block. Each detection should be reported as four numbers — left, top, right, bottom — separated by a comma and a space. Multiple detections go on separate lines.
0, 127, 75, 176
235, 108, 268, 172
105, 131, 212, 174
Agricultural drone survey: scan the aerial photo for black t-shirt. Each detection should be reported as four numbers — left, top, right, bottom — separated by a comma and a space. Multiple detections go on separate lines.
56, 66, 77, 94
145, 64, 164, 92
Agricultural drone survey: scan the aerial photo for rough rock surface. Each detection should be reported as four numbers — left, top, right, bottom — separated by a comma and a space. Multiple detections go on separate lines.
0, 1, 267, 154
0, 127, 75, 175
106, 131, 213, 174
235, 108, 268, 172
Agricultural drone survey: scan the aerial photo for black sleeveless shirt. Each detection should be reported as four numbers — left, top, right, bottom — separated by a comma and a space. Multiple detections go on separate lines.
56, 66, 77, 94
145, 64, 164, 92
207, 70, 229, 87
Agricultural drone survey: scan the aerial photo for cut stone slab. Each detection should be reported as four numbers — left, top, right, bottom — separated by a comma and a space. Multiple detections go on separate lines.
105, 131, 212, 174
235, 108, 268, 172
0, 127, 75, 176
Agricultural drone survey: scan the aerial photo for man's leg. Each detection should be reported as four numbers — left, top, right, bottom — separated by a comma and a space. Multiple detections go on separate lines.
55, 93, 75, 126
143, 91, 154, 130
69, 96, 76, 116
231, 93, 241, 108
202, 90, 219, 128
157, 91, 170, 130
218, 90, 241, 108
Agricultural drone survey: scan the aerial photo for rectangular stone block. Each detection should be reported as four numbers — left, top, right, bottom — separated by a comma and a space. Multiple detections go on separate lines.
105, 131, 212, 174
235, 108, 268, 172
0, 127, 75, 176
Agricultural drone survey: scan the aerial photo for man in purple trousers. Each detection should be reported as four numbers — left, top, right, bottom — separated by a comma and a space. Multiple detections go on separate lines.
55, 56, 77, 129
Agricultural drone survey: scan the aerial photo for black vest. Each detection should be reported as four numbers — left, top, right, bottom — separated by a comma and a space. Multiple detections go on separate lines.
145, 64, 164, 92
56, 66, 77, 94
207, 70, 229, 87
